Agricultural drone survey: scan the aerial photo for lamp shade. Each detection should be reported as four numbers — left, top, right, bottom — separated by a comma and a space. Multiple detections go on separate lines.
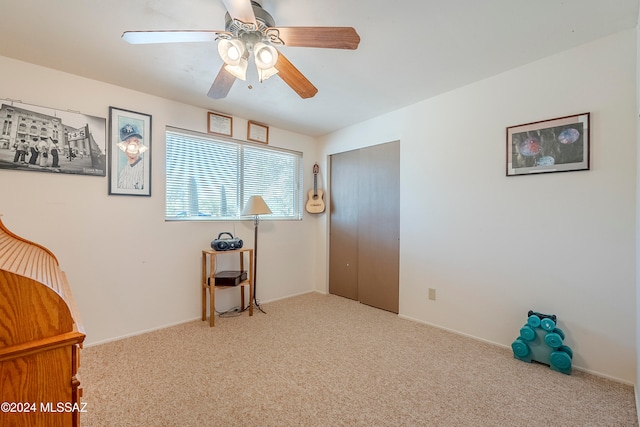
218, 38, 245, 66
242, 195, 272, 216
254, 42, 278, 69
224, 59, 248, 80
258, 67, 278, 83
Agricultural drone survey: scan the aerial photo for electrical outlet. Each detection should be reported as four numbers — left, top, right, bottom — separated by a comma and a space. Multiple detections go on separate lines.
428, 288, 436, 300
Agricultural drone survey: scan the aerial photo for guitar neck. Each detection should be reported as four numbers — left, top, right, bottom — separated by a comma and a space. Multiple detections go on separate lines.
313, 173, 318, 196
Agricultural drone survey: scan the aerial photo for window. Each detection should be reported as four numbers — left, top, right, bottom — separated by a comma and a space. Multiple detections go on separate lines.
165, 127, 303, 221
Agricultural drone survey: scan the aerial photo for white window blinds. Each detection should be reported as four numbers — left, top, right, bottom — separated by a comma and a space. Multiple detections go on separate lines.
165, 128, 303, 221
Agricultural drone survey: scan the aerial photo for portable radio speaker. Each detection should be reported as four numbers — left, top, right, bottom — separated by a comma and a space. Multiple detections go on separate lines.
211, 232, 243, 251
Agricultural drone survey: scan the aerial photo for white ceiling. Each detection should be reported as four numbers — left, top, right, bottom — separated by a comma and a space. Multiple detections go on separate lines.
1, 0, 637, 137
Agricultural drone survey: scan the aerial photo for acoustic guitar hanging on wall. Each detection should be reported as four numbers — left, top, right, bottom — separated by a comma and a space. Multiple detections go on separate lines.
306, 163, 325, 214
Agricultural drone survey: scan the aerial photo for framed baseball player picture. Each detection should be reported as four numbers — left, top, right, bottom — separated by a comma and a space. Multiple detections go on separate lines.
108, 106, 152, 196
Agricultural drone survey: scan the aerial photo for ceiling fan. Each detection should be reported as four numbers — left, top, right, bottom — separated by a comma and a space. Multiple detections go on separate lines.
122, 0, 360, 99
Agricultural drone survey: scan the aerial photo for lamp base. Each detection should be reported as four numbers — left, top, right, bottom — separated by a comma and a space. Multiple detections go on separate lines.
253, 298, 266, 314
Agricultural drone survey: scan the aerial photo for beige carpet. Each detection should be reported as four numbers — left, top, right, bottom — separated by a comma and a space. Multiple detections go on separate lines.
80, 292, 637, 426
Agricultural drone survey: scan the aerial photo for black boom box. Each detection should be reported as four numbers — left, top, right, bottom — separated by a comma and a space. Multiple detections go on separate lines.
211, 232, 243, 251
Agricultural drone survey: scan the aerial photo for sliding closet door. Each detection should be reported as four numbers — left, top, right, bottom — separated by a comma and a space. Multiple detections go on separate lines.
329, 141, 400, 313
328, 148, 359, 300
357, 141, 400, 313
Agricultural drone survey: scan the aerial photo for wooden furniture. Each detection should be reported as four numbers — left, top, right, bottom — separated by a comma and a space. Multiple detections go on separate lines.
0, 217, 85, 427
202, 248, 253, 327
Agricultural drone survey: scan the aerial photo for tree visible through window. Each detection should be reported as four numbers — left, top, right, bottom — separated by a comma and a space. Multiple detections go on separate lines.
165, 128, 303, 221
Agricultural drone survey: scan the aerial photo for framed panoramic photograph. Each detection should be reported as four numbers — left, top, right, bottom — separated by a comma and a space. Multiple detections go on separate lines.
247, 120, 269, 144
0, 99, 106, 176
108, 106, 152, 196
506, 112, 590, 176
207, 111, 233, 137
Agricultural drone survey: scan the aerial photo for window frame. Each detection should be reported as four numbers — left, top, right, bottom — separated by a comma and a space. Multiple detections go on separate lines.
165, 126, 303, 222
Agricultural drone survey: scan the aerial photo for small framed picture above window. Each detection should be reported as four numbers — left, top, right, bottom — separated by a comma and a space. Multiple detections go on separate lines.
108, 106, 152, 196
207, 111, 233, 137
247, 121, 269, 144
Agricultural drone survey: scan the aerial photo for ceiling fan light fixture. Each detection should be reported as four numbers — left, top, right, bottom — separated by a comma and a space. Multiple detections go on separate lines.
224, 57, 248, 80
258, 66, 279, 82
218, 38, 246, 66
254, 42, 278, 69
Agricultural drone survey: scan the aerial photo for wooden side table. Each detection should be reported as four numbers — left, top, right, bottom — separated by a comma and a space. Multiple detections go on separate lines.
202, 248, 254, 327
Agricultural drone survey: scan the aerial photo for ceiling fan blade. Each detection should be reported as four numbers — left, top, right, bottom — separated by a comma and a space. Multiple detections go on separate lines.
275, 53, 318, 99
208, 65, 236, 99
122, 30, 230, 44
221, 0, 257, 25
268, 27, 360, 50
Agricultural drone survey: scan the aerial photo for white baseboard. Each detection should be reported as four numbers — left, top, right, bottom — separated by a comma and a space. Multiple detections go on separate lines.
84, 317, 200, 348
398, 313, 634, 386
85, 290, 320, 348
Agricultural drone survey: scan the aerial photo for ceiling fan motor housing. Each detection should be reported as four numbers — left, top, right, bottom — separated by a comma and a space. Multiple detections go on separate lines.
225, 1, 275, 35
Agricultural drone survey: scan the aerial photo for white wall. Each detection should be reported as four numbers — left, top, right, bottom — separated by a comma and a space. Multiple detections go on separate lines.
320, 30, 637, 383
0, 56, 318, 346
